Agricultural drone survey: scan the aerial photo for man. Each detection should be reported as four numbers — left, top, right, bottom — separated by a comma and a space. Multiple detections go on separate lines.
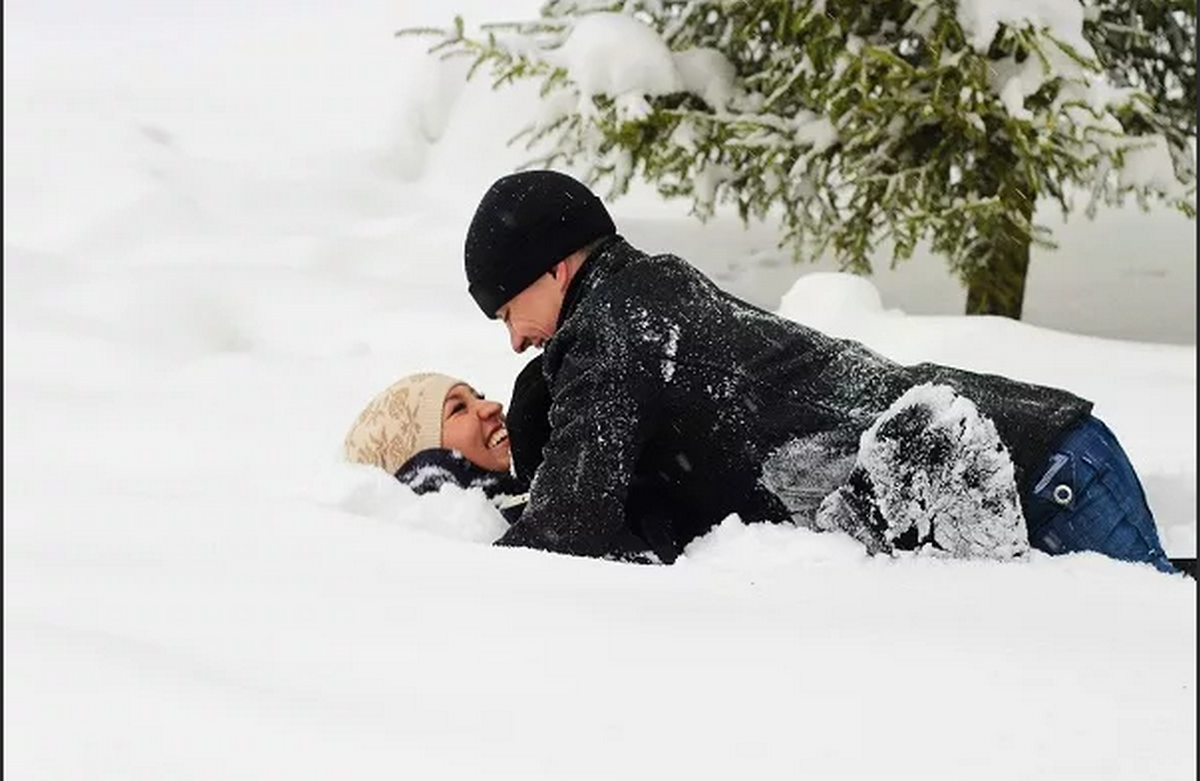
464, 169, 1178, 573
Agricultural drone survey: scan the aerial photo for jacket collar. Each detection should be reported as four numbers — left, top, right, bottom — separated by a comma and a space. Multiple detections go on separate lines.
556, 235, 633, 329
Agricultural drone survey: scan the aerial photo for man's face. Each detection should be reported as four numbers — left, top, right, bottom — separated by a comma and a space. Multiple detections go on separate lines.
495, 267, 567, 353
440, 384, 511, 473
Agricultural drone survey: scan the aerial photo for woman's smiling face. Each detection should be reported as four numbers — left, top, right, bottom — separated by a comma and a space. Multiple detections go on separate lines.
440, 384, 511, 473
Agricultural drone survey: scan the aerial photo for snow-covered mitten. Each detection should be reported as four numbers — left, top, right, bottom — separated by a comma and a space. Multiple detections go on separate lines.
827, 384, 1030, 560
815, 468, 893, 555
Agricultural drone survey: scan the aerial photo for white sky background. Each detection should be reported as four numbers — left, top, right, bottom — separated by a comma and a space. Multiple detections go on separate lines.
4, 1, 1196, 779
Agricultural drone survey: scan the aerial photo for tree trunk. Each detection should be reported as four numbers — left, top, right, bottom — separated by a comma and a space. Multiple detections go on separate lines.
964, 231, 1030, 318
964, 179, 1034, 319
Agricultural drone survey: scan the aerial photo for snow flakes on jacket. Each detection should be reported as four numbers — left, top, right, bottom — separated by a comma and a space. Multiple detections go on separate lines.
394, 447, 668, 565
394, 449, 529, 524
496, 237, 1092, 559
814, 384, 1029, 560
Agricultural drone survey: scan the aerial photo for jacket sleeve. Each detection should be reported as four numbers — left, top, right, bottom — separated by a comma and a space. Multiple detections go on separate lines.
496, 317, 665, 558
505, 355, 552, 485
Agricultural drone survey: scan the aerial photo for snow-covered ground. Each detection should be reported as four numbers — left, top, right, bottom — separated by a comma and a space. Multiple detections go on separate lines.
4, 2, 1196, 779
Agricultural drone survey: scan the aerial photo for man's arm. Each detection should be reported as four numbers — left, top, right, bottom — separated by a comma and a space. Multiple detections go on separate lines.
496, 331, 664, 558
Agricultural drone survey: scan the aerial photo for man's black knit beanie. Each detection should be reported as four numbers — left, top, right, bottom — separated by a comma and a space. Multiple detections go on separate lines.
464, 170, 616, 317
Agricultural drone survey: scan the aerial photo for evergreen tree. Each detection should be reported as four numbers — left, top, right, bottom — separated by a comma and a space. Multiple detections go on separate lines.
402, 0, 1196, 318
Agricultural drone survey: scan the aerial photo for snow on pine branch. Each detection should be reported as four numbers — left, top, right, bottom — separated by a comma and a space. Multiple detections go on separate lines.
402, 0, 1196, 284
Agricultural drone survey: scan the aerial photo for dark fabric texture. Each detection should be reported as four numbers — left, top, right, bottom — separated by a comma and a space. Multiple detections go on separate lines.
394, 448, 529, 524
465, 170, 616, 317
394, 445, 672, 564
506, 354, 682, 564
1168, 558, 1196, 579
495, 237, 1094, 559
507, 355, 554, 486
1022, 415, 1175, 573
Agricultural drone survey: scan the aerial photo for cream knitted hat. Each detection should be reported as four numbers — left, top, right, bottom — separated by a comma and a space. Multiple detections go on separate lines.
343, 373, 466, 474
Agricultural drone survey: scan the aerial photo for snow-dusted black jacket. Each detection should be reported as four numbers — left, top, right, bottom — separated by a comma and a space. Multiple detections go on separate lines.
496, 237, 1093, 558
395, 449, 530, 524
395, 447, 675, 563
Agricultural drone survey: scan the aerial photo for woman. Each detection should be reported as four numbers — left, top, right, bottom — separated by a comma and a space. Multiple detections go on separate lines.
343, 371, 528, 522
342, 363, 678, 563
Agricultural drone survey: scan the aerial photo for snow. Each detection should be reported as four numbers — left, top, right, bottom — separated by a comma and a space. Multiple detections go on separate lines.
779, 270, 887, 320
323, 463, 510, 544
4, 1, 1196, 779
987, 54, 1047, 121
1121, 134, 1192, 199
673, 46, 740, 110
957, 0, 1095, 57
792, 109, 839, 154
555, 12, 682, 103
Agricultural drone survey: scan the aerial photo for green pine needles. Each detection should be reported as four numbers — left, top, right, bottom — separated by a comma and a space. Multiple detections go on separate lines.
401, 0, 1196, 318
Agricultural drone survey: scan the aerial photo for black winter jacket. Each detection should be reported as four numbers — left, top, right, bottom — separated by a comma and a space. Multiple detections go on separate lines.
395, 446, 675, 563
496, 237, 1093, 558
394, 449, 529, 523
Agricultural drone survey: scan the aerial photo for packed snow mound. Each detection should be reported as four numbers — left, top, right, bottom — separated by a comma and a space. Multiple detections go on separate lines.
317, 462, 509, 545
777, 272, 888, 327
683, 515, 867, 571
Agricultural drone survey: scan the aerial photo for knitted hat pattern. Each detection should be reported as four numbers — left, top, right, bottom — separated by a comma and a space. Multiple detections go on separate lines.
343, 373, 465, 475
